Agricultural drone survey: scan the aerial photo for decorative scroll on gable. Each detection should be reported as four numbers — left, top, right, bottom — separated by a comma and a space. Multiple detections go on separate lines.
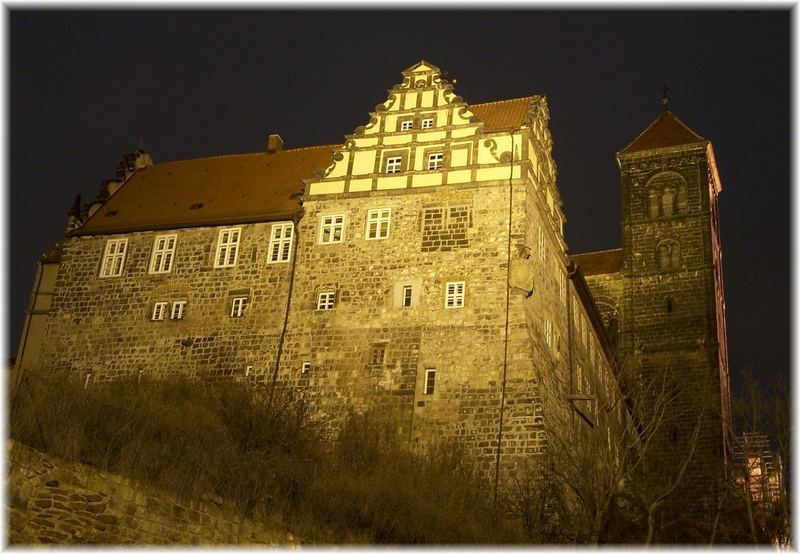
307, 61, 527, 196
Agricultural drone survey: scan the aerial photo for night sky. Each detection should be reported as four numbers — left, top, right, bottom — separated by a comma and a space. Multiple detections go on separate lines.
8, 10, 790, 393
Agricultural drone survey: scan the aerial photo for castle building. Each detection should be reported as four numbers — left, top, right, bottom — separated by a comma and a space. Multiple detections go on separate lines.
15, 61, 730, 514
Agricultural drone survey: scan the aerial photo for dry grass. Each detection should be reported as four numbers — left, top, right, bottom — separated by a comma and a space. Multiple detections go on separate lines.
10, 370, 521, 544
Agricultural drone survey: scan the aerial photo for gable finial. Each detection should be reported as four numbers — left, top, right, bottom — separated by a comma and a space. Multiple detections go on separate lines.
661, 85, 670, 111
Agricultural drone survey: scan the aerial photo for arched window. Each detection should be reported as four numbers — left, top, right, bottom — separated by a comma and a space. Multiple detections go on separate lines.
646, 171, 688, 219
657, 241, 681, 271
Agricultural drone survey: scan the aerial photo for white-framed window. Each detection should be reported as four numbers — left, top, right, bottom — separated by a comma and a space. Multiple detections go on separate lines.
427, 152, 444, 171
301, 361, 311, 374
445, 281, 465, 309
421, 118, 434, 130
231, 296, 247, 318
149, 234, 177, 274
385, 156, 403, 174
319, 215, 345, 244
370, 344, 387, 365
402, 285, 413, 307
215, 227, 241, 268
559, 270, 566, 303
269, 222, 294, 263
424, 369, 436, 395
100, 238, 128, 277
366, 208, 391, 240
151, 301, 169, 321
171, 301, 187, 320
538, 227, 545, 261
400, 120, 413, 131
317, 291, 336, 310
545, 319, 553, 348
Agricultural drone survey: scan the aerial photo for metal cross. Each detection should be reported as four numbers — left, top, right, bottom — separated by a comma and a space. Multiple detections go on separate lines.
661, 85, 670, 111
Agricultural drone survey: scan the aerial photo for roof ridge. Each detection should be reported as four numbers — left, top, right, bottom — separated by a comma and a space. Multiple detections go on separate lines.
571, 247, 623, 256
150, 144, 340, 168
471, 96, 536, 107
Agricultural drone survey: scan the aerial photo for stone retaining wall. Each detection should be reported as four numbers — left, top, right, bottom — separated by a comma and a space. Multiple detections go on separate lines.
6, 440, 300, 545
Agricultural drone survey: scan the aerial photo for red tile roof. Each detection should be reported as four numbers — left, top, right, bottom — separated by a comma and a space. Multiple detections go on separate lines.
471, 97, 535, 132
72, 145, 336, 236
72, 97, 536, 237
570, 248, 623, 276
618, 111, 707, 155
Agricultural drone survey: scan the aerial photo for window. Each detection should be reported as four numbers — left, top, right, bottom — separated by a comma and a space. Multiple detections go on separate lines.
445, 281, 465, 308
151, 301, 168, 321
149, 234, 177, 274
171, 301, 187, 320
421, 118, 434, 129
370, 344, 386, 365
231, 296, 247, 318
538, 227, 545, 261
317, 291, 336, 310
545, 319, 553, 348
658, 241, 681, 271
319, 215, 345, 244
100, 238, 128, 277
558, 269, 566, 303
385, 156, 403, 174
427, 152, 444, 170
269, 223, 293, 263
366, 208, 391, 240
424, 369, 436, 395
400, 120, 413, 131
402, 285, 413, 307
301, 361, 311, 374
215, 228, 241, 268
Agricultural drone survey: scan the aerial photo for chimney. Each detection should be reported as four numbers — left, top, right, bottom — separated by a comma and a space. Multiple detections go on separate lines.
267, 134, 284, 153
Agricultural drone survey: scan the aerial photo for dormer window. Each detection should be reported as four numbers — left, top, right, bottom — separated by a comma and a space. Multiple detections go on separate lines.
385, 156, 403, 174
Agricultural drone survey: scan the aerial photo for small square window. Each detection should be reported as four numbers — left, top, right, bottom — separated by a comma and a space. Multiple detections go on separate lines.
445, 281, 465, 309
427, 152, 444, 171
171, 301, 187, 320
319, 215, 346, 244
231, 296, 247, 318
421, 118, 434, 130
385, 156, 403, 174
100, 238, 128, 277
370, 344, 386, 365
150, 234, 177, 274
402, 285, 413, 307
366, 208, 391, 240
400, 120, 413, 131
301, 361, 311, 374
151, 301, 168, 321
424, 369, 436, 395
317, 291, 336, 310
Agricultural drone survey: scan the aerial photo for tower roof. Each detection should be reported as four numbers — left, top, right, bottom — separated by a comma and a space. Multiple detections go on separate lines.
618, 110, 707, 156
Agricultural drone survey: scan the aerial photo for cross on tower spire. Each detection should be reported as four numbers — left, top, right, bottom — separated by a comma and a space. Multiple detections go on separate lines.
661, 85, 670, 111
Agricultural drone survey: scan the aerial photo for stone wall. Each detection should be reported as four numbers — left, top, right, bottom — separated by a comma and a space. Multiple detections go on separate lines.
6, 440, 299, 545
38, 220, 295, 384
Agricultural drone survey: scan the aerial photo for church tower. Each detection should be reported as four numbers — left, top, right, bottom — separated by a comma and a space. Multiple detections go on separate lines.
616, 101, 731, 532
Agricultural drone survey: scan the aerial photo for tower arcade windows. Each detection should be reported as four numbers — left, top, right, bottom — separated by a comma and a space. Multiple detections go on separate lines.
646, 171, 688, 219
657, 241, 681, 271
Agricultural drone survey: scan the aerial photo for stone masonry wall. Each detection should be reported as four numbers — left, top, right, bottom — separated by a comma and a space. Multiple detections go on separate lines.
38, 220, 295, 384
618, 146, 727, 528
6, 440, 299, 545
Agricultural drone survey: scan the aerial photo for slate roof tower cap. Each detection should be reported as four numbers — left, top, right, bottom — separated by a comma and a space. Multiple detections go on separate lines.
267, 134, 284, 153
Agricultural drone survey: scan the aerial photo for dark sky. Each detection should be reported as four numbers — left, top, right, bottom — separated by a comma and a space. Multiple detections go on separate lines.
8, 10, 790, 393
